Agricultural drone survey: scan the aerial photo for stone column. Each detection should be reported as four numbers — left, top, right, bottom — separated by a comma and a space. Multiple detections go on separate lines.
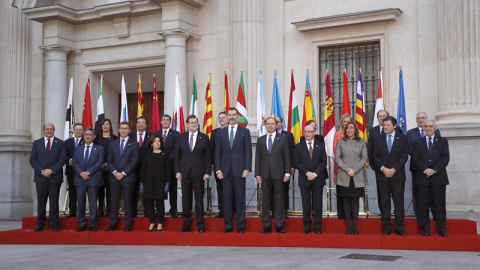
160, 31, 189, 118
0, 1, 33, 219
436, 0, 480, 129
43, 46, 70, 133
436, 0, 480, 213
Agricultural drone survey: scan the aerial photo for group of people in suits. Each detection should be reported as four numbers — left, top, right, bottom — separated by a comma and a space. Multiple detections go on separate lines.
30, 107, 450, 237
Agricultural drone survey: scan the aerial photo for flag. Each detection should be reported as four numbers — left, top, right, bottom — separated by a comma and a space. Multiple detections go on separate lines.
172, 74, 185, 133
323, 71, 336, 157
355, 69, 367, 142
64, 77, 74, 140
150, 74, 161, 132
236, 72, 248, 127
137, 74, 144, 117
341, 69, 351, 116
203, 74, 214, 137
288, 71, 301, 144
397, 68, 407, 134
94, 74, 105, 133
256, 72, 266, 136
302, 72, 315, 135
190, 74, 199, 118
271, 73, 286, 129
120, 74, 129, 122
224, 72, 230, 112
82, 77, 93, 128
372, 70, 384, 127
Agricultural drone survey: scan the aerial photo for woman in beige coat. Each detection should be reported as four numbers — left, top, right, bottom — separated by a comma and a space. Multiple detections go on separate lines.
335, 122, 368, 234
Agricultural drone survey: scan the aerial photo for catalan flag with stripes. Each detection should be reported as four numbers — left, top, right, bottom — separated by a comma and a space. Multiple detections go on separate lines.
203, 74, 214, 137
137, 74, 144, 117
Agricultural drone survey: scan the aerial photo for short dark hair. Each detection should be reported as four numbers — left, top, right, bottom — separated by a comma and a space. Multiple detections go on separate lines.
84, 127, 95, 134
377, 110, 389, 117
227, 107, 238, 114
383, 116, 397, 126
73, 123, 84, 129
305, 120, 316, 126
218, 112, 227, 117
147, 134, 163, 151
119, 121, 130, 128
136, 116, 147, 124
186, 115, 198, 123
342, 122, 360, 141
161, 114, 172, 121
265, 116, 278, 124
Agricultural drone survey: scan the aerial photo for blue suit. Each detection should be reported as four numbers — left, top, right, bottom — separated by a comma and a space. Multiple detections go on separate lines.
73, 144, 105, 228
29, 137, 66, 229
214, 125, 252, 231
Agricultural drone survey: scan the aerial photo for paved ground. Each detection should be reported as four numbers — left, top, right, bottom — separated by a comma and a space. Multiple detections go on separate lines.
1, 220, 479, 270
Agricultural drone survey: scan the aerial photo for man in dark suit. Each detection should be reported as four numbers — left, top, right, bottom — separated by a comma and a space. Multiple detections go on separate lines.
215, 107, 252, 233
412, 119, 449, 237
210, 112, 228, 218
407, 112, 441, 218
295, 124, 327, 234
299, 119, 329, 181
373, 116, 409, 236
158, 114, 180, 217
73, 128, 105, 232
367, 110, 389, 172
129, 116, 152, 217
64, 123, 84, 217
107, 121, 139, 231
256, 117, 290, 233
29, 123, 66, 232
175, 115, 211, 232
275, 116, 295, 217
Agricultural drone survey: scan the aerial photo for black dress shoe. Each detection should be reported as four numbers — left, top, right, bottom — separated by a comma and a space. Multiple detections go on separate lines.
383, 229, 391, 235
125, 226, 132, 232
396, 231, 406, 236
52, 227, 59, 232
75, 226, 86, 232
261, 228, 272, 234
170, 211, 178, 218
66, 214, 76, 218
213, 213, 223, 219
353, 227, 359, 235
179, 228, 191, 232
422, 230, 430, 236
89, 227, 97, 232
106, 226, 115, 231
34, 226, 43, 232
276, 228, 286, 233
198, 228, 206, 233
237, 229, 245, 234
302, 229, 311, 234
314, 230, 322, 234
438, 231, 448, 237
222, 228, 233, 233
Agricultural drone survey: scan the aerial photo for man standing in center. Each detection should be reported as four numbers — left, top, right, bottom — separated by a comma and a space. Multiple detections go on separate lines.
210, 111, 229, 218
175, 115, 211, 233
256, 117, 290, 233
215, 107, 252, 233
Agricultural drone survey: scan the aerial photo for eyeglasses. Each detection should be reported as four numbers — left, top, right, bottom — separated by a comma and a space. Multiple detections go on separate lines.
304, 130, 315, 133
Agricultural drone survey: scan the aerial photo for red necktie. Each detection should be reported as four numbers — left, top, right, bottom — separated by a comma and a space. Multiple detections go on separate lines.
308, 142, 313, 159
139, 132, 143, 148
46, 138, 51, 156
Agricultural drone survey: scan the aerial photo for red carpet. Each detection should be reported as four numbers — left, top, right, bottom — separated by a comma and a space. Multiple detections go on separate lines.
1, 216, 479, 251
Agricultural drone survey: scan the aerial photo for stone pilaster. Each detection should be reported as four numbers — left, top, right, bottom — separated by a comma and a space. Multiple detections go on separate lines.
0, 1, 33, 219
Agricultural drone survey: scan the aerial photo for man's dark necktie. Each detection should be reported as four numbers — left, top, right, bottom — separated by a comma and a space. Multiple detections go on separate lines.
139, 132, 143, 148
387, 135, 393, 153
308, 142, 313, 159
46, 138, 51, 156
120, 139, 125, 157
428, 137, 433, 154
75, 138, 79, 148
189, 134, 194, 152
84, 145, 90, 162
163, 130, 167, 142
229, 126, 234, 149
268, 135, 273, 154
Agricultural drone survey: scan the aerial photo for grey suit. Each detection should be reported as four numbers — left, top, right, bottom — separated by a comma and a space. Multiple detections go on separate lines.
334, 139, 368, 188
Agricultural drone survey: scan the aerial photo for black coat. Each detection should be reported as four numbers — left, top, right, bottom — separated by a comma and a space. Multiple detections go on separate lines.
412, 136, 450, 186
372, 132, 409, 182
175, 131, 211, 180
140, 151, 171, 200
255, 133, 290, 180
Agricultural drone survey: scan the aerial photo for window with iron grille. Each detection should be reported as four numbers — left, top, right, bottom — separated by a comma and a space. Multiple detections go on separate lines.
319, 42, 380, 132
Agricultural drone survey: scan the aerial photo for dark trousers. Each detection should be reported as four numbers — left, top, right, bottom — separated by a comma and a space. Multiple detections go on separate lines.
284, 180, 290, 214
76, 184, 99, 228
418, 183, 447, 232
412, 171, 437, 219
109, 181, 134, 227
376, 175, 405, 233
300, 180, 324, 232
168, 165, 178, 215
215, 174, 224, 214
97, 171, 111, 216
222, 172, 246, 230
35, 181, 61, 228
181, 175, 205, 229
66, 174, 77, 215
343, 198, 360, 231
261, 177, 285, 229
144, 199, 165, 224
132, 167, 141, 217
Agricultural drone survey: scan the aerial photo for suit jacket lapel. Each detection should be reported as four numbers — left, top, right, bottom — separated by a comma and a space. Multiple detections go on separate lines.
232, 127, 241, 149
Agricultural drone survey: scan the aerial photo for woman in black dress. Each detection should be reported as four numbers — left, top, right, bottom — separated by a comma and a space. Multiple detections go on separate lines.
335, 122, 368, 234
94, 119, 118, 217
140, 135, 171, 231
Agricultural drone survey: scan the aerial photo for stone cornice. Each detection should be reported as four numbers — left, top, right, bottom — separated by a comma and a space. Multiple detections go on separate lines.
292, 8, 402, 32
22, 1, 161, 24
39, 44, 76, 53
148, 0, 207, 8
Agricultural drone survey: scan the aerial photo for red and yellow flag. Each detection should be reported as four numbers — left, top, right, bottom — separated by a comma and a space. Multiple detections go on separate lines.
137, 74, 144, 117
323, 71, 336, 157
203, 74, 214, 137
224, 72, 230, 112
